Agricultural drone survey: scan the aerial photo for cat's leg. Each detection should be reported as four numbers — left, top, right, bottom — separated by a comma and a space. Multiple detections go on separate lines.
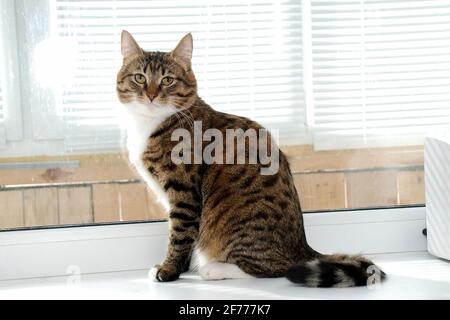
150, 193, 201, 282
199, 262, 253, 280
149, 242, 195, 282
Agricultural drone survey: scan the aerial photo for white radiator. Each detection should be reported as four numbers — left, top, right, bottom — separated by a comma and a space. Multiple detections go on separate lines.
425, 128, 450, 260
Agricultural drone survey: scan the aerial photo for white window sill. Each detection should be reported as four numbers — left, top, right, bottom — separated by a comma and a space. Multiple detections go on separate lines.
0, 206, 427, 281
0, 252, 449, 300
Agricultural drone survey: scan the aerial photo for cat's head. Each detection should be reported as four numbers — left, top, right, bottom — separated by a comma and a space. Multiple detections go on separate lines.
117, 31, 197, 117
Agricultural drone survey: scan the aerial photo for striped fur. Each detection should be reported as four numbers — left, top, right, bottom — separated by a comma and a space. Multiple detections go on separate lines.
287, 254, 386, 288
117, 31, 385, 287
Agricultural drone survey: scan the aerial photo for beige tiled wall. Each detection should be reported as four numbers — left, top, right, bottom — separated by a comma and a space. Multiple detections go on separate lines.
0, 168, 424, 230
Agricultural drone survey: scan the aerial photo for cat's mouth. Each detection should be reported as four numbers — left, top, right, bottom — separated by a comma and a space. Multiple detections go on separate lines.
130, 99, 179, 118
141, 98, 163, 109
145, 99, 178, 111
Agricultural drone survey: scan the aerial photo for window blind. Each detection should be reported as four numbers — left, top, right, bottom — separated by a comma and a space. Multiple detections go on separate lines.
0, 1, 5, 125
311, 0, 450, 150
54, 0, 305, 153
0, 81, 5, 147
0, 85, 4, 123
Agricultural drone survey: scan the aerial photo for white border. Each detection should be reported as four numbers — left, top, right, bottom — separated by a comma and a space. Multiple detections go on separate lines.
0, 206, 426, 281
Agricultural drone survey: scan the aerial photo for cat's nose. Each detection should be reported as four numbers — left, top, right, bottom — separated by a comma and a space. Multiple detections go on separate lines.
146, 91, 158, 102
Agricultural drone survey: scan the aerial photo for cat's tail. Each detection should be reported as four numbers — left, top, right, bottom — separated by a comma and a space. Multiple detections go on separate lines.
285, 254, 386, 288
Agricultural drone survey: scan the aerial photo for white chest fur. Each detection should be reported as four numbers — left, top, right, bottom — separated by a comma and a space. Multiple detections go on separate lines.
123, 103, 178, 212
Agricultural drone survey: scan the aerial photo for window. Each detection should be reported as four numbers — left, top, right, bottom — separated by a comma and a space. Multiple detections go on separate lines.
0, 7, 5, 132
0, 0, 22, 149
55, 0, 306, 152
0, 0, 444, 231
310, 0, 450, 150
0, 83, 4, 123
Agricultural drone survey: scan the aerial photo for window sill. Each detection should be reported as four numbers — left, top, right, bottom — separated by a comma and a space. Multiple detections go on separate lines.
0, 252, 448, 300
0, 206, 427, 281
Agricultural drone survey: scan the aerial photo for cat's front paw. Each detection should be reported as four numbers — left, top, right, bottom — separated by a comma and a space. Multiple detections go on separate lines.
149, 264, 180, 282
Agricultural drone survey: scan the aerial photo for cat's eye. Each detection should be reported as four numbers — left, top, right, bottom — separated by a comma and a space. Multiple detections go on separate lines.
161, 76, 174, 86
134, 74, 146, 84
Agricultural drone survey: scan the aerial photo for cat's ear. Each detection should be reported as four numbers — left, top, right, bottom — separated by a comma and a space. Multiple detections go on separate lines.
171, 33, 193, 69
121, 30, 143, 60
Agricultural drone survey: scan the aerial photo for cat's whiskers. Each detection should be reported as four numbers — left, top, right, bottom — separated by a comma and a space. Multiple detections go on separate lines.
174, 111, 184, 129
184, 108, 195, 126
170, 100, 195, 129
177, 111, 190, 129
175, 112, 183, 127
179, 109, 194, 130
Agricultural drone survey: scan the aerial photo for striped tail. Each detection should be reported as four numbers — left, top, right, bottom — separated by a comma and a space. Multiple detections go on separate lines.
286, 254, 386, 288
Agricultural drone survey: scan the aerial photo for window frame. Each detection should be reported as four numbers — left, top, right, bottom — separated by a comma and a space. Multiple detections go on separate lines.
0, 0, 431, 281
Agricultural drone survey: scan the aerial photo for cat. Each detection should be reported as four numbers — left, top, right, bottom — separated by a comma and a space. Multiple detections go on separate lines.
116, 30, 385, 287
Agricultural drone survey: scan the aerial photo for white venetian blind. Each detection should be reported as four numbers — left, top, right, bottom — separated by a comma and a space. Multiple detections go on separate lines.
0, 84, 4, 123
311, 0, 450, 150
54, 0, 305, 152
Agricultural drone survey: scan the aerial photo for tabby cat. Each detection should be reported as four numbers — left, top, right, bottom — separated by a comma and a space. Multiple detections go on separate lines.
116, 31, 385, 287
